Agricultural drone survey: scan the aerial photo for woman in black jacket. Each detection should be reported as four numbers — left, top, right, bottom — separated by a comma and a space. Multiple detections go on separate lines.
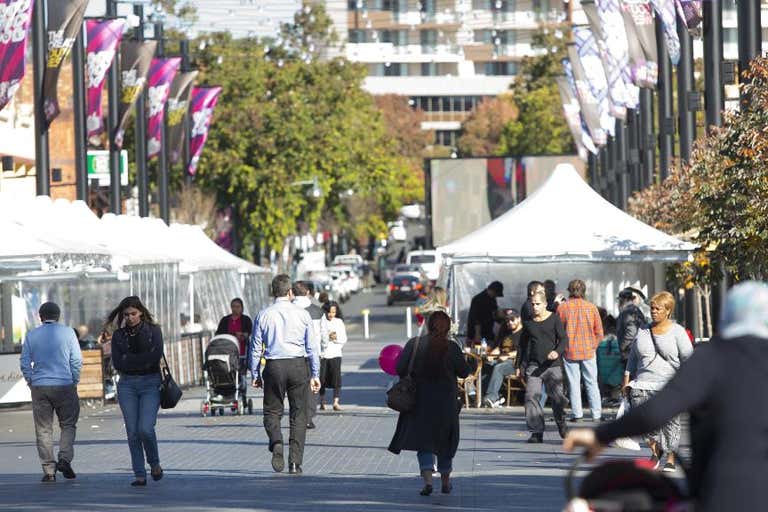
215, 298, 253, 356
388, 311, 470, 496
564, 281, 768, 512
109, 296, 165, 486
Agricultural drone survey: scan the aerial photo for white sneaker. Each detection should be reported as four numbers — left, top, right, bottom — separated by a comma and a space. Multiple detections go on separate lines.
490, 397, 505, 408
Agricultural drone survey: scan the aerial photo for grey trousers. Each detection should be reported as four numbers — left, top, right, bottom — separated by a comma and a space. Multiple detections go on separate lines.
31, 385, 80, 475
524, 364, 567, 434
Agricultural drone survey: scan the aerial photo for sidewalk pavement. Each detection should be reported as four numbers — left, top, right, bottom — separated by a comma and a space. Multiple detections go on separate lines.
0, 295, 640, 511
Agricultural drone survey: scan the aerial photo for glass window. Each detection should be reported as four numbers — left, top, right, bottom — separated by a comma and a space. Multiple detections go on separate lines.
472, 0, 491, 9
421, 62, 437, 76
441, 97, 451, 111
430, 97, 440, 111
420, 29, 437, 47
452, 96, 463, 111
383, 63, 403, 76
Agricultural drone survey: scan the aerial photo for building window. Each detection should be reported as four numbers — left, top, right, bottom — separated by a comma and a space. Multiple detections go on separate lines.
348, 29, 367, 43
420, 62, 438, 76
435, 130, 459, 146
421, 0, 436, 15
380, 29, 407, 45
384, 63, 404, 76
476, 61, 517, 75
472, 0, 491, 9
420, 29, 437, 52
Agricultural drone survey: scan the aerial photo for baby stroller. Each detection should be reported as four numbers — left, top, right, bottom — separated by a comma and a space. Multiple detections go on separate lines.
563, 455, 693, 512
201, 334, 253, 416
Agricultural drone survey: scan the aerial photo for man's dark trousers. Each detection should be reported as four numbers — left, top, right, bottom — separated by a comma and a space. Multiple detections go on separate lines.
31, 385, 80, 475
262, 358, 309, 465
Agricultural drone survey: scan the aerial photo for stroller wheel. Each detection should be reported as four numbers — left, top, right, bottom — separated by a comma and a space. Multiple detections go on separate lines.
237, 400, 244, 416
247, 398, 254, 415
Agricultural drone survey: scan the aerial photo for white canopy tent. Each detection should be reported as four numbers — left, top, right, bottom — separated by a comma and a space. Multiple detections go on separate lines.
437, 164, 696, 333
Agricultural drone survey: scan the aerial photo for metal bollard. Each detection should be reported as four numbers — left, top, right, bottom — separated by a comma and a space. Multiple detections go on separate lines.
406, 307, 413, 338
361, 308, 370, 339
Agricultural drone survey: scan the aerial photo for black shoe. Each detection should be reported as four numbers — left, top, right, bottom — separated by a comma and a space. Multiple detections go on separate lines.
271, 443, 285, 473
568, 417, 582, 423
419, 484, 433, 496
441, 483, 452, 494
557, 421, 568, 439
288, 463, 302, 474
56, 460, 76, 479
306, 422, 316, 429
130, 478, 147, 487
527, 433, 543, 444
41, 474, 56, 483
150, 465, 163, 481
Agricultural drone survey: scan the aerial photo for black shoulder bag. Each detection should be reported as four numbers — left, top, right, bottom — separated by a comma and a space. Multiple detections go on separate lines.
159, 352, 183, 409
386, 336, 421, 413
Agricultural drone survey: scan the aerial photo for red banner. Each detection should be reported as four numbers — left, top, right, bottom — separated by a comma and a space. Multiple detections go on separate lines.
188, 86, 222, 176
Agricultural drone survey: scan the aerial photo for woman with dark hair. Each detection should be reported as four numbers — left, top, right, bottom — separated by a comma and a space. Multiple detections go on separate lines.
108, 296, 164, 486
388, 311, 471, 496
215, 298, 253, 356
319, 301, 347, 411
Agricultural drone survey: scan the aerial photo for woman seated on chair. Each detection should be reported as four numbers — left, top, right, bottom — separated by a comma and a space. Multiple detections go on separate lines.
482, 309, 523, 408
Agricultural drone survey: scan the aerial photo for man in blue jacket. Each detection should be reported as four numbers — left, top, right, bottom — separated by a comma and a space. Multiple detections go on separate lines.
20, 302, 82, 482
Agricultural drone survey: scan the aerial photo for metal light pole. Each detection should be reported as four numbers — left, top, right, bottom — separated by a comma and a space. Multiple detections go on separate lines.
703, 0, 723, 129
598, 146, 610, 203
615, 118, 628, 208
134, 4, 150, 217
106, 0, 121, 212
180, 39, 193, 187
626, 108, 639, 197
677, 14, 696, 163
155, 21, 170, 224
639, 88, 655, 188
32, 0, 50, 195
737, 0, 760, 101
72, 25, 88, 201
656, 18, 674, 181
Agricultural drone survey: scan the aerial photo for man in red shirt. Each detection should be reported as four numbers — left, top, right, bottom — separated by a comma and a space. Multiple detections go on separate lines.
558, 279, 604, 422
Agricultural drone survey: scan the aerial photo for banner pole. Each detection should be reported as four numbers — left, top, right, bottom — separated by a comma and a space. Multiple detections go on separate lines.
32, 0, 50, 195
156, 21, 170, 225
106, 0, 121, 213
180, 39, 193, 187
73, 23, 88, 201
134, 4, 149, 217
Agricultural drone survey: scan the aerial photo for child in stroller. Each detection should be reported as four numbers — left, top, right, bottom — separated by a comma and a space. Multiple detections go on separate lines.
201, 334, 253, 416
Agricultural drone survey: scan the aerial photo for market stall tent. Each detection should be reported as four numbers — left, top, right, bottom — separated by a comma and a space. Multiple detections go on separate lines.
437, 163, 696, 331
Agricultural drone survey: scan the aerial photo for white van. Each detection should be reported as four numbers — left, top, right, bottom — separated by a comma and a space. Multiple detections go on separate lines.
406, 250, 439, 282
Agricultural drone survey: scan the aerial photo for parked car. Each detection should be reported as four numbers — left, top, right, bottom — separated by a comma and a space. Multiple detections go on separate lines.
329, 265, 360, 295
406, 250, 439, 282
387, 274, 424, 306
333, 254, 364, 267
393, 264, 427, 283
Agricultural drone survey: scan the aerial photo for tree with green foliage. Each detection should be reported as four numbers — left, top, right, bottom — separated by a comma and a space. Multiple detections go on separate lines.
456, 95, 517, 156
497, 26, 575, 155
190, 5, 420, 256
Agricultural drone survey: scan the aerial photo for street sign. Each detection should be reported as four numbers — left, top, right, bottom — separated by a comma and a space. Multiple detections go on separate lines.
87, 150, 128, 186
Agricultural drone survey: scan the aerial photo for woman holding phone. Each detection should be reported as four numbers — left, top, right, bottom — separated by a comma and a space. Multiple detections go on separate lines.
319, 301, 347, 411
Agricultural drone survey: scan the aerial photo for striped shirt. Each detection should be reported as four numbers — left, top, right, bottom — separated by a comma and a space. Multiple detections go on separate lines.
558, 297, 604, 361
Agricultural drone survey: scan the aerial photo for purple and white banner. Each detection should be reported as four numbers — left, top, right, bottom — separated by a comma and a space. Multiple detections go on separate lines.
675, 0, 702, 37
597, 0, 639, 109
42, 0, 88, 124
556, 75, 597, 160
146, 56, 181, 159
0, 0, 34, 113
582, 1, 628, 119
620, 0, 658, 88
573, 27, 615, 137
188, 86, 222, 175
564, 55, 605, 147
650, 0, 680, 65
114, 40, 157, 148
167, 70, 198, 163
85, 18, 125, 146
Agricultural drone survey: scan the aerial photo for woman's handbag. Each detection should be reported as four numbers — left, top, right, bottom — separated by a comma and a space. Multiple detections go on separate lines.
386, 336, 421, 413
159, 353, 183, 409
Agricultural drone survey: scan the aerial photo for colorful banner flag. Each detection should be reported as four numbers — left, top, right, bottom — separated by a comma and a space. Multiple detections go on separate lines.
188, 86, 222, 176
675, 0, 702, 37
596, 0, 639, 109
582, 0, 628, 119
85, 18, 125, 146
573, 27, 615, 137
146, 56, 181, 159
650, 0, 680, 65
42, 0, 88, 124
114, 40, 157, 148
0, 0, 35, 113
556, 75, 598, 160
167, 70, 198, 163
564, 55, 606, 147
620, 0, 658, 88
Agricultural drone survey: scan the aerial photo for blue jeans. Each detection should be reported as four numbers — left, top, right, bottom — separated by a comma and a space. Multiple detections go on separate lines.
417, 451, 452, 473
485, 360, 517, 402
563, 357, 602, 420
117, 374, 162, 478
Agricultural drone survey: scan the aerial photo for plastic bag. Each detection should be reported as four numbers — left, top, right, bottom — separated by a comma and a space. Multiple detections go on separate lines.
613, 396, 641, 451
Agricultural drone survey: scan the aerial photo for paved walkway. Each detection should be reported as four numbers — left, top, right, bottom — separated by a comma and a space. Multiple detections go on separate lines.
0, 289, 634, 511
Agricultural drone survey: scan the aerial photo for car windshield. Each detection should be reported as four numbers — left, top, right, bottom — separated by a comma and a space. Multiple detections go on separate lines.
395, 265, 419, 272
409, 255, 435, 264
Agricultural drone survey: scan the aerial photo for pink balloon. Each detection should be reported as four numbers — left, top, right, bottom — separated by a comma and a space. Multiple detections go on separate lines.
379, 344, 403, 376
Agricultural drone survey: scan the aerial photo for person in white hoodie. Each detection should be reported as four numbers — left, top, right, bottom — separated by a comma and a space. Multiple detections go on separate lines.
319, 301, 347, 411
